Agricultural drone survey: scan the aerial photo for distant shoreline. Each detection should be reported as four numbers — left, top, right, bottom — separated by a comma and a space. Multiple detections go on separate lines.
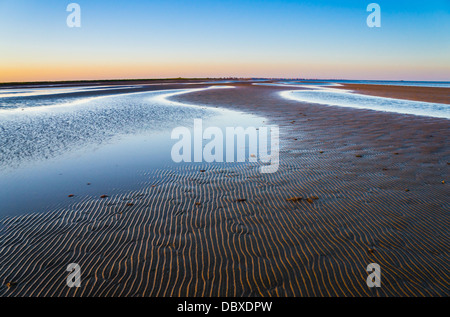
335, 83, 450, 105
1, 78, 449, 88
0, 78, 220, 88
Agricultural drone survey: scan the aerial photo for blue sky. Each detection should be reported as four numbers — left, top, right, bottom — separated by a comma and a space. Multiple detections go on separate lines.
0, 0, 449, 81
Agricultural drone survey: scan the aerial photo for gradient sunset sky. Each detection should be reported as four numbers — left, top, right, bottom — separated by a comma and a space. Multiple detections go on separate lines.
0, 0, 449, 82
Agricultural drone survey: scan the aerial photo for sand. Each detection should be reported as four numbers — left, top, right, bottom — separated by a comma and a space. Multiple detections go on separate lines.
0, 83, 448, 297
335, 83, 450, 104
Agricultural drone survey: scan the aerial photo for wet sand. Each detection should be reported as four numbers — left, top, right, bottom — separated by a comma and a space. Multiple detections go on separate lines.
335, 83, 450, 104
0, 83, 448, 297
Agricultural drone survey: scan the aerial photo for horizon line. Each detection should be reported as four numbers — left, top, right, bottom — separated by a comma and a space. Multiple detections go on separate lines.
1, 77, 450, 86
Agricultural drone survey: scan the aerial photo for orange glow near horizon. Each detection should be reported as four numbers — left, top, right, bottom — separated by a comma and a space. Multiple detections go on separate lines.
2, 59, 450, 83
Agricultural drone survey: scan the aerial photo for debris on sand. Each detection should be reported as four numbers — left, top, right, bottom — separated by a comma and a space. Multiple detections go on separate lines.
236, 198, 246, 202
286, 196, 302, 202
68, 194, 75, 198
100, 195, 109, 199
355, 154, 363, 158
287, 196, 318, 203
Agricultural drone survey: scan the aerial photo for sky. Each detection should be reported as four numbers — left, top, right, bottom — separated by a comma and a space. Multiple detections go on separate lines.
0, 0, 449, 82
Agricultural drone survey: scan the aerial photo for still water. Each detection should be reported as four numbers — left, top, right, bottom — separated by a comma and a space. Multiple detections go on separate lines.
0, 86, 266, 216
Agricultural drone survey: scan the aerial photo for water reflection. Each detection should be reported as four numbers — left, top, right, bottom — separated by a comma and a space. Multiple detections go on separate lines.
0, 87, 266, 216
281, 88, 450, 119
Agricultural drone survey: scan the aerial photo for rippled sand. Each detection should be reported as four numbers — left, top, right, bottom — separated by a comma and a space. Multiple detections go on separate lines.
0, 82, 448, 297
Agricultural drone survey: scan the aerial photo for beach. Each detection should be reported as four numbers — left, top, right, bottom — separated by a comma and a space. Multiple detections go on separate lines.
335, 83, 450, 104
0, 81, 449, 297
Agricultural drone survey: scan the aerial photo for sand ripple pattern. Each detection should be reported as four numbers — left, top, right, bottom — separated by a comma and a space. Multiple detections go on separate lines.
0, 84, 449, 297
0, 156, 448, 297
